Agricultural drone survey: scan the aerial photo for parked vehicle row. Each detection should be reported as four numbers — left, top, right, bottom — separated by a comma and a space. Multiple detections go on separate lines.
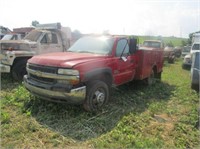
182, 33, 200, 68
1, 22, 198, 111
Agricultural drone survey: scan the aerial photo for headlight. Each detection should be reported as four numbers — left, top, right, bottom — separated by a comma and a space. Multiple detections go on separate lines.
58, 69, 79, 75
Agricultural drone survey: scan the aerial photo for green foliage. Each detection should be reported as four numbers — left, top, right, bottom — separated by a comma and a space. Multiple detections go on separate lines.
1, 59, 199, 148
166, 41, 174, 47
181, 40, 187, 46
138, 35, 187, 47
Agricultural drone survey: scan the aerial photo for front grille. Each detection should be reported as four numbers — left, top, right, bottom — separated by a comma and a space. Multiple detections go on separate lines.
30, 74, 55, 84
28, 64, 57, 74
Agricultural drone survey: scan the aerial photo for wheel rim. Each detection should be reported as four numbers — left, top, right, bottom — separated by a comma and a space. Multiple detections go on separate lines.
92, 88, 106, 108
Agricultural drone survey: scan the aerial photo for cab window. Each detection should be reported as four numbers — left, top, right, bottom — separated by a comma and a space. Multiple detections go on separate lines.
40, 33, 58, 44
116, 39, 129, 57
41, 34, 49, 43
52, 33, 58, 43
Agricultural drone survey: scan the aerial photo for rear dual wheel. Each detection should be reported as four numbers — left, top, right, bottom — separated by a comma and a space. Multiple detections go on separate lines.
146, 69, 156, 85
146, 69, 162, 85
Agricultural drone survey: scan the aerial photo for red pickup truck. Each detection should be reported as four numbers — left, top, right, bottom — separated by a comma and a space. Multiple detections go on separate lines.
24, 36, 164, 112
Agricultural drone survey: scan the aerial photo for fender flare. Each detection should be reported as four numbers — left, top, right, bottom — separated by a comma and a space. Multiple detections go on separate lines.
83, 68, 113, 85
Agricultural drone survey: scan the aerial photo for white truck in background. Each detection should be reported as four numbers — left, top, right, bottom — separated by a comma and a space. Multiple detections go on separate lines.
0, 26, 12, 39
182, 33, 200, 69
0, 23, 72, 81
1, 27, 34, 41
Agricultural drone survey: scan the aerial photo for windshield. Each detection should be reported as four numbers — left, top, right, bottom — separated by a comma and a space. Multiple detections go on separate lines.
24, 30, 42, 41
1, 34, 13, 40
143, 41, 161, 48
192, 44, 200, 51
183, 46, 191, 52
68, 36, 114, 55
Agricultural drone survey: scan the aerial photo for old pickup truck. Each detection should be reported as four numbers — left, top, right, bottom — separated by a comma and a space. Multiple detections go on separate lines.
0, 23, 71, 81
24, 36, 164, 112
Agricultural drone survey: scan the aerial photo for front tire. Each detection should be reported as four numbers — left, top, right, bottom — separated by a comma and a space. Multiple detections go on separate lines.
83, 80, 109, 112
11, 59, 27, 81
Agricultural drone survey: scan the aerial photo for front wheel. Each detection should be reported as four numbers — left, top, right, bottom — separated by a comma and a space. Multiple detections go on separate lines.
11, 59, 27, 81
83, 80, 109, 112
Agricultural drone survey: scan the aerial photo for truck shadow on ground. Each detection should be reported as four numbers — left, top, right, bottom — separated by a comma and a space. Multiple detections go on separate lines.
23, 80, 176, 141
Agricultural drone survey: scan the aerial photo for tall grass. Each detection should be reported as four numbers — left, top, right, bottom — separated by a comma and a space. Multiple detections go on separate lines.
1, 59, 199, 148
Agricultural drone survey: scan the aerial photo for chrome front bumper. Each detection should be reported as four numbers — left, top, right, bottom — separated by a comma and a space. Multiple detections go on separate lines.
23, 75, 86, 104
0, 63, 10, 73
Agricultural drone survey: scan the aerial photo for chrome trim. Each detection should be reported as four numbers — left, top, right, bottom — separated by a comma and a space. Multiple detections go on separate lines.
27, 68, 79, 81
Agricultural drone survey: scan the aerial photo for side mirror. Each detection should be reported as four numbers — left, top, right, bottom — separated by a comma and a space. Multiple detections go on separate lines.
129, 38, 137, 54
121, 56, 127, 62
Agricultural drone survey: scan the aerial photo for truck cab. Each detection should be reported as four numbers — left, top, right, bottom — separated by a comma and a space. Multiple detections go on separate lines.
0, 23, 71, 81
183, 42, 200, 68
24, 35, 164, 112
183, 33, 200, 68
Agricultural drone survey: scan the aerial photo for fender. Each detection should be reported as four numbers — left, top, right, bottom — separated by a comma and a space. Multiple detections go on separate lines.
2, 50, 35, 66
83, 67, 113, 85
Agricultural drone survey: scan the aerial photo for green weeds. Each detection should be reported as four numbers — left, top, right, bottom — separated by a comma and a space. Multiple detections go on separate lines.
1, 59, 199, 148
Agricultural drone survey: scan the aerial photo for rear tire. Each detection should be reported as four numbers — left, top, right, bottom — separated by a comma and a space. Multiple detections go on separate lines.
146, 69, 156, 85
155, 72, 162, 82
83, 80, 109, 112
11, 59, 27, 81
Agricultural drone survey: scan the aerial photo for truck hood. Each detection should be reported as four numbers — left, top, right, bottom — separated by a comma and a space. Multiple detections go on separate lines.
0, 40, 37, 51
28, 52, 108, 68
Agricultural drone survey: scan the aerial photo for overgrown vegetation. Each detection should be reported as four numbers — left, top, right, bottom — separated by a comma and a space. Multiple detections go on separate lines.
138, 35, 188, 47
1, 59, 199, 148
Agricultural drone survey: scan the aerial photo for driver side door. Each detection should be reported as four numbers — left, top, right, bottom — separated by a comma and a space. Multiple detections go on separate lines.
114, 38, 136, 85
